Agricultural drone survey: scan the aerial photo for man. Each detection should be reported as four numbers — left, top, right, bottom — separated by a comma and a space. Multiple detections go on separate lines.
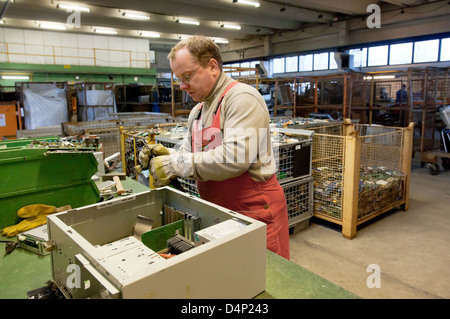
396, 84, 407, 103
147, 36, 289, 260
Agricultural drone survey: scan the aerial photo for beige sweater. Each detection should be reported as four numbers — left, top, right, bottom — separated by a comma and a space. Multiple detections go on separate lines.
178, 72, 276, 182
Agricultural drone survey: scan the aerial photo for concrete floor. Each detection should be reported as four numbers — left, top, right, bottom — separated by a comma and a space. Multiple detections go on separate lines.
288, 156, 450, 299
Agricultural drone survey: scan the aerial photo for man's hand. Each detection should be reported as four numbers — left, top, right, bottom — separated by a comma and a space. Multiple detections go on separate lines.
139, 143, 171, 169
149, 153, 194, 187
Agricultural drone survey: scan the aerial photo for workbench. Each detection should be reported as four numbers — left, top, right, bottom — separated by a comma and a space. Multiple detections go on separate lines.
0, 178, 359, 300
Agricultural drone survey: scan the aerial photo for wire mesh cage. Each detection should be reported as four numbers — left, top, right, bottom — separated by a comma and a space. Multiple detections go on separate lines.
282, 177, 314, 227
156, 131, 314, 229
410, 67, 450, 154
62, 115, 178, 158
121, 124, 188, 180
284, 120, 414, 238
313, 123, 411, 222
122, 129, 156, 180
223, 66, 259, 90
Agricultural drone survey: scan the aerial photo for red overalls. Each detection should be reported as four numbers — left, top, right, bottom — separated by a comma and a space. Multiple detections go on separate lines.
192, 82, 290, 260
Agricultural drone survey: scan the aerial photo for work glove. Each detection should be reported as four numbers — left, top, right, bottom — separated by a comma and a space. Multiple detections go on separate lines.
150, 153, 194, 187
138, 143, 171, 170
2, 204, 68, 237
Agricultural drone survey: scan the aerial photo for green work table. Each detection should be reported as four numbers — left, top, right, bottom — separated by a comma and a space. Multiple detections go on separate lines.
0, 247, 358, 299
0, 178, 358, 299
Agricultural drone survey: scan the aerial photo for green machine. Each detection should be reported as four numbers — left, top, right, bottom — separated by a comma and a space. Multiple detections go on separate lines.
0, 142, 100, 230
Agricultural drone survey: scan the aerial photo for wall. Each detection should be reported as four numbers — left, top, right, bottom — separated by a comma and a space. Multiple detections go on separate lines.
0, 27, 157, 88
220, 1, 450, 62
0, 27, 152, 68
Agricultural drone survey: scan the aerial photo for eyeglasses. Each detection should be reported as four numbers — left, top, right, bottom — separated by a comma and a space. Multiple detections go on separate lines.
173, 64, 202, 85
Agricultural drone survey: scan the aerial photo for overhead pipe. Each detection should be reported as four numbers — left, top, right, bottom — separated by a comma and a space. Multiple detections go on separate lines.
0, 0, 11, 21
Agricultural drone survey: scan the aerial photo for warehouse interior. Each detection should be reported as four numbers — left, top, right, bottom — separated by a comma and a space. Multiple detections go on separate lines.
0, 0, 449, 300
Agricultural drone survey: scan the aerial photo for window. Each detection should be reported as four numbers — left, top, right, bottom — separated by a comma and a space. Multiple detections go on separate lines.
414, 39, 439, 63
273, 57, 285, 73
299, 54, 313, 71
349, 48, 367, 67
229, 63, 240, 77
285, 56, 298, 72
249, 61, 258, 75
240, 61, 250, 76
440, 38, 450, 61
314, 52, 329, 70
389, 42, 412, 65
368, 45, 388, 66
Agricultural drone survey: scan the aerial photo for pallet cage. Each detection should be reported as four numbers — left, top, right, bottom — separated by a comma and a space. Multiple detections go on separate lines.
284, 119, 414, 239
294, 74, 350, 119
120, 124, 188, 181
271, 127, 313, 183
223, 66, 259, 90
177, 177, 199, 197
156, 131, 313, 185
170, 83, 196, 117
62, 115, 177, 158
411, 67, 450, 174
75, 82, 115, 122
156, 132, 314, 229
347, 71, 411, 126
282, 176, 314, 228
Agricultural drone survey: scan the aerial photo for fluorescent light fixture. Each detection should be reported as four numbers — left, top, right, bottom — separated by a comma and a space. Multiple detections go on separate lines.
2, 75, 30, 80
212, 38, 229, 44
39, 22, 67, 30
177, 19, 200, 25
140, 31, 160, 38
233, 0, 260, 8
122, 12, 150, 20
364, 75, 396, 80
222, 24, 241, 30
57, 4, 90, 13
94, 28, 118, 35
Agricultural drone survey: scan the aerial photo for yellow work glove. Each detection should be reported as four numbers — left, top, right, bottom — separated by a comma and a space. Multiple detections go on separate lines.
2, 204, 57, 237
138, 143, 171, 170
150, 153, 194, 187
150, 156, 174, 187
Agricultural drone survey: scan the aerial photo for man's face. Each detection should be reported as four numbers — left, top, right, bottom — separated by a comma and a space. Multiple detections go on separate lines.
170, 48, 219, 102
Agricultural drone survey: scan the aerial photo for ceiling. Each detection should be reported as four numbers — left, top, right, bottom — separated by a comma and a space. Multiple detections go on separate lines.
0, 0, 442, 47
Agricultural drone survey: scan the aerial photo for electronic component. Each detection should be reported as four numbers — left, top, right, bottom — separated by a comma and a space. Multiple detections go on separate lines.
17, 225, 49, 256
194, 218, 248, 244
167, 234, 195, 255
47, 188, 267, 299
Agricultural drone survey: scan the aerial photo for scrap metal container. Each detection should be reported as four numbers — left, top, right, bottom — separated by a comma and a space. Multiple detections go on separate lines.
0, 148, 100, 228
311, 120, 414, 238
282, 176, 314, 229
274, 120, 414, 239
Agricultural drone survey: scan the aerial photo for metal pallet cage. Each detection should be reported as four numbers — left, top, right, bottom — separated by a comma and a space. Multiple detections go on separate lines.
120, 124, 187, 180
156, 132, 314, 229
282, 176, 314, 228
280, 119, 414, 239
63, 115, 178, 158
